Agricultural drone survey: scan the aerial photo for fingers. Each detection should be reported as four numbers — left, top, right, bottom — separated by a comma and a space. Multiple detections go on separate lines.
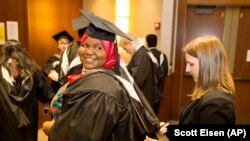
159, 122, 169, 135
159, 127, 168, 135
162, 122, 170, 128
159, 122, 166, 127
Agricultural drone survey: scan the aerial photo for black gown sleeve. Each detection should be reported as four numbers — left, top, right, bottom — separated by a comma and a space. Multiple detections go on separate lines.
128, 53, 151, 87
34, 70, 54, 103
42, 55, 60, 76
50, 90, 133, 141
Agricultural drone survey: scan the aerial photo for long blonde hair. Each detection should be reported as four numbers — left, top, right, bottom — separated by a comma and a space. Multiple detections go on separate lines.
183, 35, 235, 100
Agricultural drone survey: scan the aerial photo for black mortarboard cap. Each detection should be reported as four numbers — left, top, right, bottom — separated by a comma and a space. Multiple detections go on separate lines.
72, 9, 132, 41
52, 30, 74, 42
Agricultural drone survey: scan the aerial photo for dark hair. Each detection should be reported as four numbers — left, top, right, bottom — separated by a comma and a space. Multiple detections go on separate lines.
77, 28, 87, 38
1, 40, 40, 77
146, 34, 157, 47
77, 28, 87, 45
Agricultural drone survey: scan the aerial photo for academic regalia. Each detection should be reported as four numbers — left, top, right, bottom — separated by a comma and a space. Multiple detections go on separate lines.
50, 70, 135, 141
127, 46, 162, 108
58, 43, 82, 85
149, 48, 168, 92
49, 10, 160, 141
42, 30, 74, 93
42, 55, 61, 93
0, 67, 54, 141
50, 69, 160, 141
52, 30, 74, 42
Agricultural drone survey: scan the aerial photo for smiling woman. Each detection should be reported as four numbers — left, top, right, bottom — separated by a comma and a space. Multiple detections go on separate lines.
79, 34, 109, 70
47, 10, 163, 141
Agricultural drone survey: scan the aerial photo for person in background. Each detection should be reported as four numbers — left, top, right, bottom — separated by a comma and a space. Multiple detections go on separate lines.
180, 35, 236, 124
42, 28, 86, 135
49, 10, 166, 141
146, 34, 168, 92
145, 35, 236, 140
145, 34, 168, 114
0, 40, 54, 141
57, 28, 86, 85
42, 30, 74, 93
119, 34, 162, 115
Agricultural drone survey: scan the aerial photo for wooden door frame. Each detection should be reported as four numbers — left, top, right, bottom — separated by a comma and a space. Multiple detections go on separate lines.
167, 0, 250, 122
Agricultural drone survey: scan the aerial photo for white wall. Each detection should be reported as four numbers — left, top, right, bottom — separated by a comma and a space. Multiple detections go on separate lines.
161, 0, 176, 74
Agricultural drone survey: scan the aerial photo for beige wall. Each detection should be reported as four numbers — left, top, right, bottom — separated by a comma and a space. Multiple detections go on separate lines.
82, 0, 116, 22
131, 0, 162, 38
82, 0, 163, 64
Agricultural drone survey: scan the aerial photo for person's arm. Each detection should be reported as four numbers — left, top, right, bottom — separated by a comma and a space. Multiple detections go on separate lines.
34, 70, 54, 103
144, 122, 169, 141
42, 55, 60, 76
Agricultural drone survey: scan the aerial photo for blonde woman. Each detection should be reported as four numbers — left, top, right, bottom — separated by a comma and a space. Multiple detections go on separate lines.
180, 35, 235, 124
145, 35, 235, 141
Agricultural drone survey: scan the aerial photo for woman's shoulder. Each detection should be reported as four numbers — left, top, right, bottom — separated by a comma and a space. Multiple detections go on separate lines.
68, 71, 128, 100
84, 70, 119, 83
200, 89, 234, 105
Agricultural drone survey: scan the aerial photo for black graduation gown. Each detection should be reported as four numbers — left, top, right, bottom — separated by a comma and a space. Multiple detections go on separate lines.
149, 48, 168, 92
58, 43, 83, 85
49, 70, 159, 141
42, 55, 61, 93
0, 67, 54, 141
127, 46, 162, 107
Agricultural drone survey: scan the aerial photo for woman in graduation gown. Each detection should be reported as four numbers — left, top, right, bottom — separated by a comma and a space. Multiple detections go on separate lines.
49, 15, 164, 140
42, 30, 74, 93
0, 40, 54, 141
